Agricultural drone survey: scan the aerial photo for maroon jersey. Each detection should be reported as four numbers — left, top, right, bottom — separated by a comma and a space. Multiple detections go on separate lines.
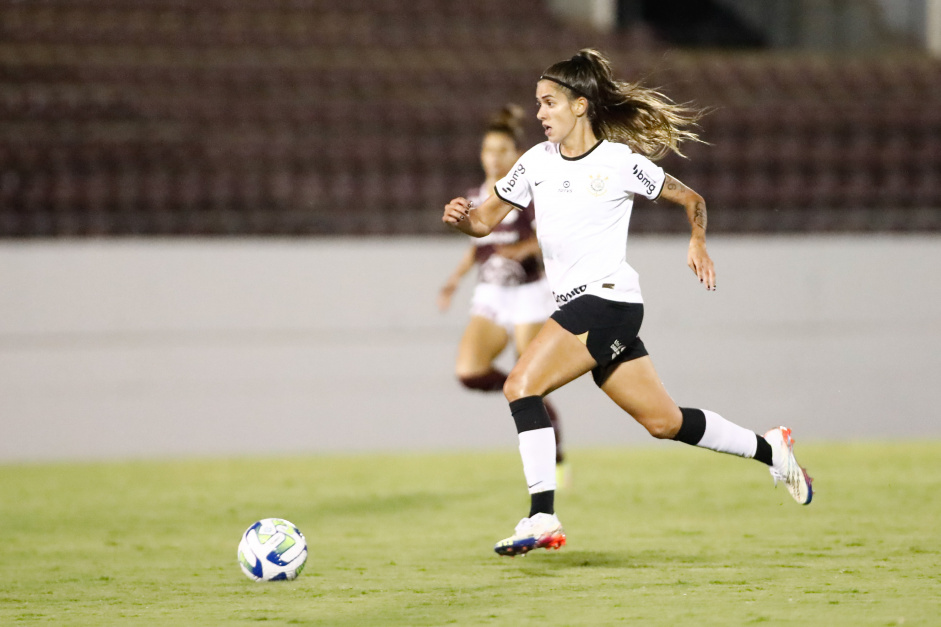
467, 184, 543, 286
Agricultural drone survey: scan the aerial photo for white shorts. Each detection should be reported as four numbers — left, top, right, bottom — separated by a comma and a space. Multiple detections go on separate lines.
470, 278, 558, 330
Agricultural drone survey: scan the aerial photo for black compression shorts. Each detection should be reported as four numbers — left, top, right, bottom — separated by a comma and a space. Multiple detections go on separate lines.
550, 295, 648, 387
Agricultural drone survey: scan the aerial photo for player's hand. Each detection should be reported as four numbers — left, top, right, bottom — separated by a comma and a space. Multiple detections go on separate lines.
442, 197, 472, 225
437, 282, 457, 312
687, 238, 716, 291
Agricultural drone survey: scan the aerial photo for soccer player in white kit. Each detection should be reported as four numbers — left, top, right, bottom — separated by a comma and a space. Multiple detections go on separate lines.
441, 49, 813, 557
437, 105, 568, 479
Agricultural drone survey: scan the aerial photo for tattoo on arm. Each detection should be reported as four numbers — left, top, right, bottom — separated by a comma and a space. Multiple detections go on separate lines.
693, 201, 706, 230
663, 176, 706, 232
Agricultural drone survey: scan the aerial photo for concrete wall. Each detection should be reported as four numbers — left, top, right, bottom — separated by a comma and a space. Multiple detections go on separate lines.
1, 235, 938, 462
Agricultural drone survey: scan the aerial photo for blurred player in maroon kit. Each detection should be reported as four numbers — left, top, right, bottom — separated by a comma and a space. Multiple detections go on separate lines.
438, 105, 567, 479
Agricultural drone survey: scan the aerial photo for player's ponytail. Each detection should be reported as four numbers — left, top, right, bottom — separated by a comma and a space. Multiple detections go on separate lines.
540, 48, 704, 160
486, 103, 526, 150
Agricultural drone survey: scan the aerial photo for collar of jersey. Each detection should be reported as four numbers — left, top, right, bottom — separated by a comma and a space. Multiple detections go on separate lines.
559, 139, 604, 162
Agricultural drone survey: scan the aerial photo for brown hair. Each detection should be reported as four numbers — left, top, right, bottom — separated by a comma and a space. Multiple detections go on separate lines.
485, 103, 526, 149
540, 48, 704, 160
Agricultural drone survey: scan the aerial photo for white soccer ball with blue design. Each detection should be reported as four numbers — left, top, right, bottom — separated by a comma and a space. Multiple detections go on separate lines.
237, 518, 308, 581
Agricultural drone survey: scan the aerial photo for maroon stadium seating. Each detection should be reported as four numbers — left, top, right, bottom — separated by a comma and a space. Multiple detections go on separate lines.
0, 0, 939, 235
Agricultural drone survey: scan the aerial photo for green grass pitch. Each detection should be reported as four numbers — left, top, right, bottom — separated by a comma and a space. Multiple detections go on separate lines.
1, 442, 939, 625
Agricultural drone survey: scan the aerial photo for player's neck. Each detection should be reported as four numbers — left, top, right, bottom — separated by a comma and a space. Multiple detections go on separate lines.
559, 126, 599, 159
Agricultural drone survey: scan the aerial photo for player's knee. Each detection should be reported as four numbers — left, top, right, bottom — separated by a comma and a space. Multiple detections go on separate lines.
643, 414, 681, 440
503, 370, 540, 402
454, 363, 474, 380
454, 364, 481, 387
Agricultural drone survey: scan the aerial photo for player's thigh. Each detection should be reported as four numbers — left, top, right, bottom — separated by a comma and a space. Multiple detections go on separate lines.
505, 318, 596, 400
513, 321, 546, 355
455, 315, 509, 377
599, 355, 682, 437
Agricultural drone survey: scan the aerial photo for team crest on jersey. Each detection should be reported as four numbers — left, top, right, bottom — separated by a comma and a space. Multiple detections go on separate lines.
588, 174, 608, 196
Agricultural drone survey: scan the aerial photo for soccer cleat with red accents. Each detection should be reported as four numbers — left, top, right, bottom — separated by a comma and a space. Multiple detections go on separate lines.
764, 426, 813, 505
494, 513, 566, 557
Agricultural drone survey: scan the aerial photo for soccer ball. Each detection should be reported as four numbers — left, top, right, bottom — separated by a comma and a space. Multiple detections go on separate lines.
237, 518, 308, 581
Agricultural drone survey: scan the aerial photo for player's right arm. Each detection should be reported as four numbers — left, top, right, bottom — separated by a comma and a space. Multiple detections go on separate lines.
442, 193, 515, 237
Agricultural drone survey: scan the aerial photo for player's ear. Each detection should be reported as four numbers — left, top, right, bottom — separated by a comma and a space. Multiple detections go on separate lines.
572, 96, 589, 117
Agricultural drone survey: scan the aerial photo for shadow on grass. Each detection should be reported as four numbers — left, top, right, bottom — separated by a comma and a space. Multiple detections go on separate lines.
510, 549, 726, 570
550, 550, 639, 568
508, 549, 639, 570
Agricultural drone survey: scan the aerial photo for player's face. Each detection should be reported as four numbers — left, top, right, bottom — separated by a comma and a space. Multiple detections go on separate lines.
536, 80, 579, 143
480, 131, 519, 179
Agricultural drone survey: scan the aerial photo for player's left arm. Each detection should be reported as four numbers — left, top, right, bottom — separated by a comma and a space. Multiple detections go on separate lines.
658, 174, 716, 291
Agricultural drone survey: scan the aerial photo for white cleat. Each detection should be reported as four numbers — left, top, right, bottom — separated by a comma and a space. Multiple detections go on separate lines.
494, 512, 566, 557
764, 426, 813, 505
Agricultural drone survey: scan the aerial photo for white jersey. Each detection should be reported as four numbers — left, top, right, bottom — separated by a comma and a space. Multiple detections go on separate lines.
494, 140, 665, 304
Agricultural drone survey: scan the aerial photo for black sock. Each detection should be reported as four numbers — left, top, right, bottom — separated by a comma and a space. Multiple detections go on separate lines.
509, 396, 557, 516
510, 396, 552, 433
674, 407, 707, 445
754, 435, 773, 466
678, 407, 771, 465
529, 490, 555, 517
458, 369, 507, 392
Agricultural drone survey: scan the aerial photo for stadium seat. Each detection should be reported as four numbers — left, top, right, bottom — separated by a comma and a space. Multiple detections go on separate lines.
1, 1, 939, 235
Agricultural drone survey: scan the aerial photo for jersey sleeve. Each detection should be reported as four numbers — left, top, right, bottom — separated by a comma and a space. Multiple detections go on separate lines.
493, 155, 532, 211
623, 153, 666, 200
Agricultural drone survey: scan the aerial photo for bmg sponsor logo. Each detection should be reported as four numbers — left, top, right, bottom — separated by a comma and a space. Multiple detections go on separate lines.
632, 164, 657, 196
500, 164, 526, 195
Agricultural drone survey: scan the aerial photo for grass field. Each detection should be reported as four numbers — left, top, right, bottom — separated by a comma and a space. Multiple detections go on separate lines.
1, 442, 939, 626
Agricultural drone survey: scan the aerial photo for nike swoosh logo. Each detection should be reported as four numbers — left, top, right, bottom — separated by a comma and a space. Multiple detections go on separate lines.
528, 481, 543, 489
534, 181, 544, 186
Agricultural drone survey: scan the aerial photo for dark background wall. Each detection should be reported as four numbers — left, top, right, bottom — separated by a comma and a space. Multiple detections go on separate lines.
1, 0, 939, 237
